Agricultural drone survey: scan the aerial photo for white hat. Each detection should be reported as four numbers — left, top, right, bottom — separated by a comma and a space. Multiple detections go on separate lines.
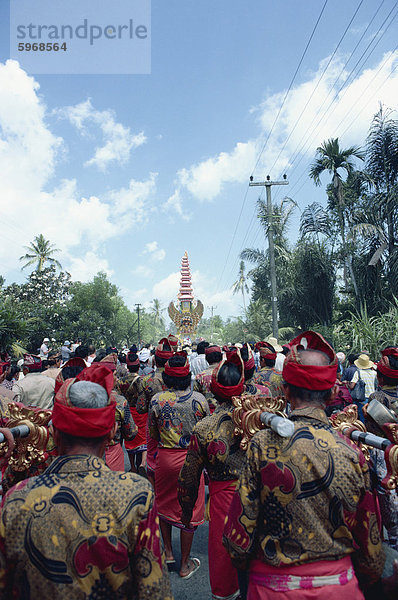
64, 340, 70, 346
43, 337, 50, 342
266, 337, 283, 353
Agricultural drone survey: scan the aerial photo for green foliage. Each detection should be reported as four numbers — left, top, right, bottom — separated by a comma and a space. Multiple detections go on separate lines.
19, 234, 62, 272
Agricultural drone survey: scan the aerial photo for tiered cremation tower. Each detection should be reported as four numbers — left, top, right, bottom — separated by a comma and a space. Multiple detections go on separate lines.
168, 252, 203, 337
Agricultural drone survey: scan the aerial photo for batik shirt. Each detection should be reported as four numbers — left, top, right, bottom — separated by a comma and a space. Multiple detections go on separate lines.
193, 364, 220, 412
244, 379, 272, 398
115, 371, 146, 409
178, 402, 246, 521
0, 455, 173, 600
252, 367, 283, 397
110, 393, 137, 446
223, 406, 384, 588
138, 369, 168, 414
148, 389, 210, 449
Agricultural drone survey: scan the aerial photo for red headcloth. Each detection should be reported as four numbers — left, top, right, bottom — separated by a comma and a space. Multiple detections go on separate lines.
259, 342, 277, 361
164, 352, 190, 377
98, 353, 117, 371
282, 331, 337, 391
23, 354, 42, 372
378, 347, 398, 380
126, 352, 139, 367
155, 337, 174, 360
254, 341, 267, 352
243, 344, 255, 370
168, 334, 179, 349
205, 345, 222, 356
52, 365, 116, 437
210, 349, 244, 400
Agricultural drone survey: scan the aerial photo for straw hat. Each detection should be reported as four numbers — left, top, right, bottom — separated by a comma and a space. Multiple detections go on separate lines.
266, 337, 283, 353
354, 354, 375, 370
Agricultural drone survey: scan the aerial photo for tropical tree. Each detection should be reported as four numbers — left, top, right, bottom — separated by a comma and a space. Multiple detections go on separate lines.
309, 138, 365, 294
19, 234, 62, 272
232, 261, 249, 316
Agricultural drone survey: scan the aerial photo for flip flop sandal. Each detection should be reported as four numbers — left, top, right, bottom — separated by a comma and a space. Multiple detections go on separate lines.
180, 557, 200, 579
166, 558, 176, 565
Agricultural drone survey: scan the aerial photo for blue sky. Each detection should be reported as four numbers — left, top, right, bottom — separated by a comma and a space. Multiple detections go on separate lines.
0, 0, 397, 323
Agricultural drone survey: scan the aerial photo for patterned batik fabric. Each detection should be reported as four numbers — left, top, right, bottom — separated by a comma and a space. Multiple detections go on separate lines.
194, 364, 219, 412
148, 388, 210, 450
178, 402, 246, 522
223, 405, 385, 589
252, 367, 284, 397
244, 380, 272, 398
109, 393, 138, 446
115, 371, 147, 410
0, 455, 173, 600
138, 370, 168, 414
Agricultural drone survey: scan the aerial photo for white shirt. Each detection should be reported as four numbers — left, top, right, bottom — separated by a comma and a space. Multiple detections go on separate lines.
39, 343, 49, 359
351, 368, 377, 399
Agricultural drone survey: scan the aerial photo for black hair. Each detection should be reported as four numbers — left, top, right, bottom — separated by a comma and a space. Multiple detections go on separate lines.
162, 355, 191, 391
244, 366, 255, 381
285, 383, 333, 404
62, 364, 86, 380
347, 353, 359, 365
213, 362, 241, 403
118, 353, 126, 364
262, 357, 276, 368
155, 342, 172, 368
88, 345, 96, 354
74, 345, 89, 359
128, 364, 140, 373
206, 351, 222, 365
93, 349, 107, 362
197, 341, 209, 355
6, 365, 19, 381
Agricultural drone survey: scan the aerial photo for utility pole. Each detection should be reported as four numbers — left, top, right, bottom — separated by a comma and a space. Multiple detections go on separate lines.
209, 305, 217, 343
249, 175, 289, 338
135, 304, 141, 348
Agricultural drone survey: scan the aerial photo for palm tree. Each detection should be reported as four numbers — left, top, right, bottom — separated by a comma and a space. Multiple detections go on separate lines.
309, 138, 364, 294
149, 298, 165, 333
20, 234, 62, 272
232, 260, 249, 316
365, 105, 398, 271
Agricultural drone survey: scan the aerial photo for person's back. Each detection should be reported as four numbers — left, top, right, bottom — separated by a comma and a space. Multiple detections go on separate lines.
13, 355, 55, 409
0, 456, 165, 598
224, 331, 384, 598
0, 366, 172, 599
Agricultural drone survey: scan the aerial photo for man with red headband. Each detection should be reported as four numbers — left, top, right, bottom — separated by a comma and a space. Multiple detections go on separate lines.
224, 331, 384, 600
0, 365, 173, 599
241, 344, 272, 399
138, 338, 172, 413
253, 342, 283, 397
148, 352, 209, 579
178, 349, 246, 600
194, 344, 223, 412
116, 352, 148, 475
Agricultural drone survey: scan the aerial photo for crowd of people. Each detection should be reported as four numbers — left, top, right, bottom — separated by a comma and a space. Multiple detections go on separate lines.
0, 332, 397, 599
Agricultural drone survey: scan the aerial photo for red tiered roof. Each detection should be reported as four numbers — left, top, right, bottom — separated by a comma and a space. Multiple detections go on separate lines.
177, 251, 194, 301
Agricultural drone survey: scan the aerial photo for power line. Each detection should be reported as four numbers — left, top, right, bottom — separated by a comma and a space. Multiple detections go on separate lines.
250, 0, 329, 178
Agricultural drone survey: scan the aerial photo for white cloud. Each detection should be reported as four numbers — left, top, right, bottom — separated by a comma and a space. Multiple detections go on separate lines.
175, 50, 398, 202
151, 269, 242, 320
58, 98, 146, 170
163, 189, 191, 222
132, 265, 154, 278
67, 251, 113, 281
0, 61, 156, 274
143, 240, 166, 262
